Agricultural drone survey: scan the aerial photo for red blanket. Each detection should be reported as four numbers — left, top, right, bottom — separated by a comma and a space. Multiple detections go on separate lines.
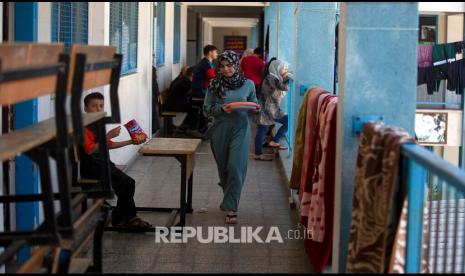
299, 89, 337, 272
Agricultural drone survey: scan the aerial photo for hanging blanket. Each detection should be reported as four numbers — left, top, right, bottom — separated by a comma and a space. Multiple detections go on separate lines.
299, 88, 328, 201
347, 122, 415, 273
300, 94, 337, 272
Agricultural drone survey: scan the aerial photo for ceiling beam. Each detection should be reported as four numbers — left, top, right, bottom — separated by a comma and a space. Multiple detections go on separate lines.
203, 17, 259, 28
183, 2, 266, 7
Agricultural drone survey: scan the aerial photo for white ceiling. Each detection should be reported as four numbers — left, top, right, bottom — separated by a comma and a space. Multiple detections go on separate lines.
418, 2, 465, 13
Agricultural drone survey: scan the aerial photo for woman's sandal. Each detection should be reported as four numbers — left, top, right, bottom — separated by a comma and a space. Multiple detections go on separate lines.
225, 213, 237, 224
254, 154, 273, 161
268, 141, 288, 150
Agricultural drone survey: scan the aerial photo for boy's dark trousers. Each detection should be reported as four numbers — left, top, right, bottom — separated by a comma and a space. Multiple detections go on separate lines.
81, 162, 137, 225
109, 165, 137, 225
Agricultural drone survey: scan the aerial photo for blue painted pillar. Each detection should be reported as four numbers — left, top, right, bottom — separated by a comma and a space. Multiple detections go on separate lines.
277, 3, 295, 150
14, 2, 39, 262
333, 3, 418, 272
251, 25, 258, 49
268, 2, 278, 59
292, 2, 337, 153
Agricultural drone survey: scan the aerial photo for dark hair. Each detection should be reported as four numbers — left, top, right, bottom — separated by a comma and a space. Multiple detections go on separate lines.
84, 92, 104, 107
203, 45, 217, 56
253, 47, 262, 55
186, 66, 194, 77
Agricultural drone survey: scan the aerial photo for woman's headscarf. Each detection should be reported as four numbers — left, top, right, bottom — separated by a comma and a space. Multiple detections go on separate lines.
209, 50, 247, 98
241, 49, 254, 59
268, 59, 289, 82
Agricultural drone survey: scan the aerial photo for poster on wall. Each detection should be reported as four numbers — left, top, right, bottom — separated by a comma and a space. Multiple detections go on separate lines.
419, 15, 437, 44
415, 111, 448, 144
224, 36, 247, 56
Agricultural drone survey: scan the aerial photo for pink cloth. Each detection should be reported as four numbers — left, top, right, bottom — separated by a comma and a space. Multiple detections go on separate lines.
298, 88, 327, 202
300, 95, 336, 242
298, 89, 338, 272
418, 44, 433, 68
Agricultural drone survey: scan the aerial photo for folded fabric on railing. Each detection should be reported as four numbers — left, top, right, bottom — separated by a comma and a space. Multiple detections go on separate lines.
288, 88, 320, 189
346, 122, 415, 273
287, 88, 310, 189
295, 87, 337, 273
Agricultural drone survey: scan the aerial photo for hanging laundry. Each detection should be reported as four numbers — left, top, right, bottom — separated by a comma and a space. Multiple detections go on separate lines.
301, 95, 336, 242
454, 41, 465, 55
432, 42, 456, 66
346, 122, 415, 273
417, 64, 448, 95
298, 88, 328, 200
289, 90, 311, 189
418, 44, 433, 68
446, 59, 465, 95
298, 89, 337, 273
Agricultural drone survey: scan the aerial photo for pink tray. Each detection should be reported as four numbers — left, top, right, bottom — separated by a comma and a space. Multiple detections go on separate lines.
229, 105, 258, 110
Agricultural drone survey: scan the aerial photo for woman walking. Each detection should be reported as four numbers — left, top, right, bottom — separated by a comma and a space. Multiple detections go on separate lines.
203, 50, 259, 224
254, 59, 291, 161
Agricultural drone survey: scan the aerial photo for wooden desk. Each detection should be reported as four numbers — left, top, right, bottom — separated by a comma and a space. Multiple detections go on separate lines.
140, 138, 200, 227
105, 138, 201, 232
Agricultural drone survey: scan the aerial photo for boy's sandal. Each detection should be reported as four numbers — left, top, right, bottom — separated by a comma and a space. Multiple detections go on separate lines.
114, 217, 153, 231
129, 217, 152, 228
225, 214, 237, 224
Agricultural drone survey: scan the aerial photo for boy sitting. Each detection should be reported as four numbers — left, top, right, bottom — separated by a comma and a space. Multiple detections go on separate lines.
80, 92, 152, 230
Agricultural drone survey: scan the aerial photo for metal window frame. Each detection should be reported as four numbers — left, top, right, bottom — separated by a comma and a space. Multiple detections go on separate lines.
173, 2, 181, 64
109, 2, 139, 75
156, 2, 166, 67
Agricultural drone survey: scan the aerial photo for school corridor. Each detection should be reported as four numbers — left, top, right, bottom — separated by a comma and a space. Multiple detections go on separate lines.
1, 1, 465, 274
102, 140, 313, 273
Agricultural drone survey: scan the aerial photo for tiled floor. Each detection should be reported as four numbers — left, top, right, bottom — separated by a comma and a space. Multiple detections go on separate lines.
102, 138, 314, 273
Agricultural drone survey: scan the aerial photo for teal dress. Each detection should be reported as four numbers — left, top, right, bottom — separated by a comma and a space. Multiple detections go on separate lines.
203, 79, 258, 212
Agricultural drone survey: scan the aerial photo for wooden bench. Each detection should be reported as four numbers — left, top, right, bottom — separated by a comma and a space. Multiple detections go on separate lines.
0, 43, 72, 246
158, 89, 188, 136
16, 199, 108, 273
0, 43, 120, 273
65, 44, 121, 199
0, 112, 105, 162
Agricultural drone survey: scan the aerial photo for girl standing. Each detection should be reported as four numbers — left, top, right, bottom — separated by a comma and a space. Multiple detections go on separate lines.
203, 50, 259, 224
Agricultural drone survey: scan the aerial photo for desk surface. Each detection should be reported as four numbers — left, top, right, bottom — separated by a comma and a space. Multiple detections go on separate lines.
191, 97, 204, 102
139, 138, 201, 155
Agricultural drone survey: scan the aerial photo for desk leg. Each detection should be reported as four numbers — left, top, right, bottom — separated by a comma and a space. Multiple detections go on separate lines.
180, 156, 187, 227
187, 173, 193, 213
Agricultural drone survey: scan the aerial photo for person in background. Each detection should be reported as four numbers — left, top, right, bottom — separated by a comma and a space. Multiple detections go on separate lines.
203, 50, 259, 224
240, 47, 265, 94
192, 45, 218, 133
239, 48, 254, 65
253, 59, 291, 161
192, 45, 218, 98
165, 66, 202, 138
80, 92, 152, 230
152, 66, 161, 134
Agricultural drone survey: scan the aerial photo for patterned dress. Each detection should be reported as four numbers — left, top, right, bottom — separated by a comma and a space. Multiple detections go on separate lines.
254, 74, 290, 126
